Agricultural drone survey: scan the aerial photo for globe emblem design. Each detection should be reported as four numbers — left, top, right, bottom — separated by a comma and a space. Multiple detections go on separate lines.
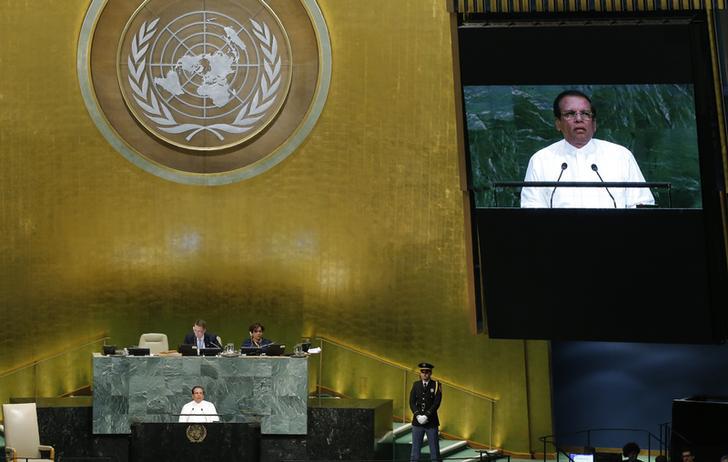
121, 9, 291, 150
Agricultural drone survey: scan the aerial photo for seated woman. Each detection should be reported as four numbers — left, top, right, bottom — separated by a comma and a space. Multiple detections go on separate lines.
242, 322, 273, 348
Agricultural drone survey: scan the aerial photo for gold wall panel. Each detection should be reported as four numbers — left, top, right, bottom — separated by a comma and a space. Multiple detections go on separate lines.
0, 0, 552, 452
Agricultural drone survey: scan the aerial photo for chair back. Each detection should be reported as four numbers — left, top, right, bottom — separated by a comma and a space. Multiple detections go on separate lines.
138, 333, 169, 354
2, 403, 42, 458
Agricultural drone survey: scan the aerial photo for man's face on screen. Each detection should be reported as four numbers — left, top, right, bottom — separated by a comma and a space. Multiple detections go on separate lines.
555, 95, 597, 148
192, 387, 204, 403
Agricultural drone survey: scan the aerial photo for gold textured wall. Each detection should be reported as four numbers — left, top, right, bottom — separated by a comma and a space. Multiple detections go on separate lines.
0, 0, 552, 453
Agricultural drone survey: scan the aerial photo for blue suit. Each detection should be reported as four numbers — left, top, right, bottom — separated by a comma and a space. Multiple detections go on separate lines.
183, 332, 220, 348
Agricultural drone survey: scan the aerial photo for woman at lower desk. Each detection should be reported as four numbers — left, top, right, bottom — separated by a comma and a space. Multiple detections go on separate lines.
242, 322, 273, 348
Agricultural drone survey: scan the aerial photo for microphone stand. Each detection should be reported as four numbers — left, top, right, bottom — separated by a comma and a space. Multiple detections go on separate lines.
550, 162, 568, 208
591, 164, 617, 208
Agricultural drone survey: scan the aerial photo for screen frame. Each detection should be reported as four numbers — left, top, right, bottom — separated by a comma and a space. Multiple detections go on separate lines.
456, 11, 728, 343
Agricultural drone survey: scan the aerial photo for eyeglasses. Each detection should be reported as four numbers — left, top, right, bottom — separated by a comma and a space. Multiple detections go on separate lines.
560, 110, 594, 121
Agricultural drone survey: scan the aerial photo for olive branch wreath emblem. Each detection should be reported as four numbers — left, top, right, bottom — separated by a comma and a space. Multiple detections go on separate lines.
126, 17, 282, 142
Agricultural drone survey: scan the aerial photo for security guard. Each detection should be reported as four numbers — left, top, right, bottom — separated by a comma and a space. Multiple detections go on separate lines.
409, 362, 442, 462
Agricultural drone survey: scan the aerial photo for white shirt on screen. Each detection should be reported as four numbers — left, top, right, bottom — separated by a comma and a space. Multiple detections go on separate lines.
179, 400, 219, 423
520, 138, 655, 208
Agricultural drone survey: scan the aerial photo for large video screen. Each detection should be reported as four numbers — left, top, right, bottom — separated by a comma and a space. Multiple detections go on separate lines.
458, 12, 728, 343
464, 84, 702, 209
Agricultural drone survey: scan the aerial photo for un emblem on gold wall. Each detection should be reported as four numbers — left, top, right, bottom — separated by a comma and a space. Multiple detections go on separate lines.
79, 0, 331, 185
119, 3, 292, 150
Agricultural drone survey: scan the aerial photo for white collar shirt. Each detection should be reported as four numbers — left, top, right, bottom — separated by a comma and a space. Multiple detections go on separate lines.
179, 399, 220, 423
520, 138, 655, 208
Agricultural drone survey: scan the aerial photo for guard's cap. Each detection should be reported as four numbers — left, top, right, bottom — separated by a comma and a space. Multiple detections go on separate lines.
418, 362, 434, 371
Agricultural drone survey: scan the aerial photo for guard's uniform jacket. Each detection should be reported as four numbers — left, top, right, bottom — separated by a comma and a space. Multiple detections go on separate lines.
409, 379, 442, 427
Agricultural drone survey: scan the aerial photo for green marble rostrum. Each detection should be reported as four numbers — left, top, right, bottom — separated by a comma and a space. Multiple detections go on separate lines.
92, 355, 308, 435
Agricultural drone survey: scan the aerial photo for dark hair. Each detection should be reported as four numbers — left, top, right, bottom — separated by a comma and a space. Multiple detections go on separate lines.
249, 322, 264, 333
623, 442, 640, 457
655, 456, 667, 462
553, 90, 596, 119
191, 385, 204, 394
194, 319, 207, 329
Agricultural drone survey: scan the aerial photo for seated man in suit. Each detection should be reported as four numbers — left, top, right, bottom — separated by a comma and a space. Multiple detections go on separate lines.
242, 322, 273, 348
183, 319, 220, 349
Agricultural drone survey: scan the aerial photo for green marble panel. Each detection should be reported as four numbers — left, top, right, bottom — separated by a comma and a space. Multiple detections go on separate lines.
109, 357, 130, 396
92, 355, 307, 435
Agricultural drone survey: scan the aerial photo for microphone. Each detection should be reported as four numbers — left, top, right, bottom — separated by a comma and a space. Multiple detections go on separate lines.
591, 164, 617, 208
549, 162, 568, 208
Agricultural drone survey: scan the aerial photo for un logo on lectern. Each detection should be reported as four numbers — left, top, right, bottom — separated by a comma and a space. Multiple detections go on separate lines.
185, 424, 207, 443
79, 0, 331, 184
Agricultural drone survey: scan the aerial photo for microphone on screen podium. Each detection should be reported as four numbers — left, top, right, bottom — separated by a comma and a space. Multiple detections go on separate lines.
549, 162, 568, 208
591, 163, 617, 208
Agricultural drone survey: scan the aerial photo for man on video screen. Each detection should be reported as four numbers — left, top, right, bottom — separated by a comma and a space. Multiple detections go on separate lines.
520, 90, 655, 208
